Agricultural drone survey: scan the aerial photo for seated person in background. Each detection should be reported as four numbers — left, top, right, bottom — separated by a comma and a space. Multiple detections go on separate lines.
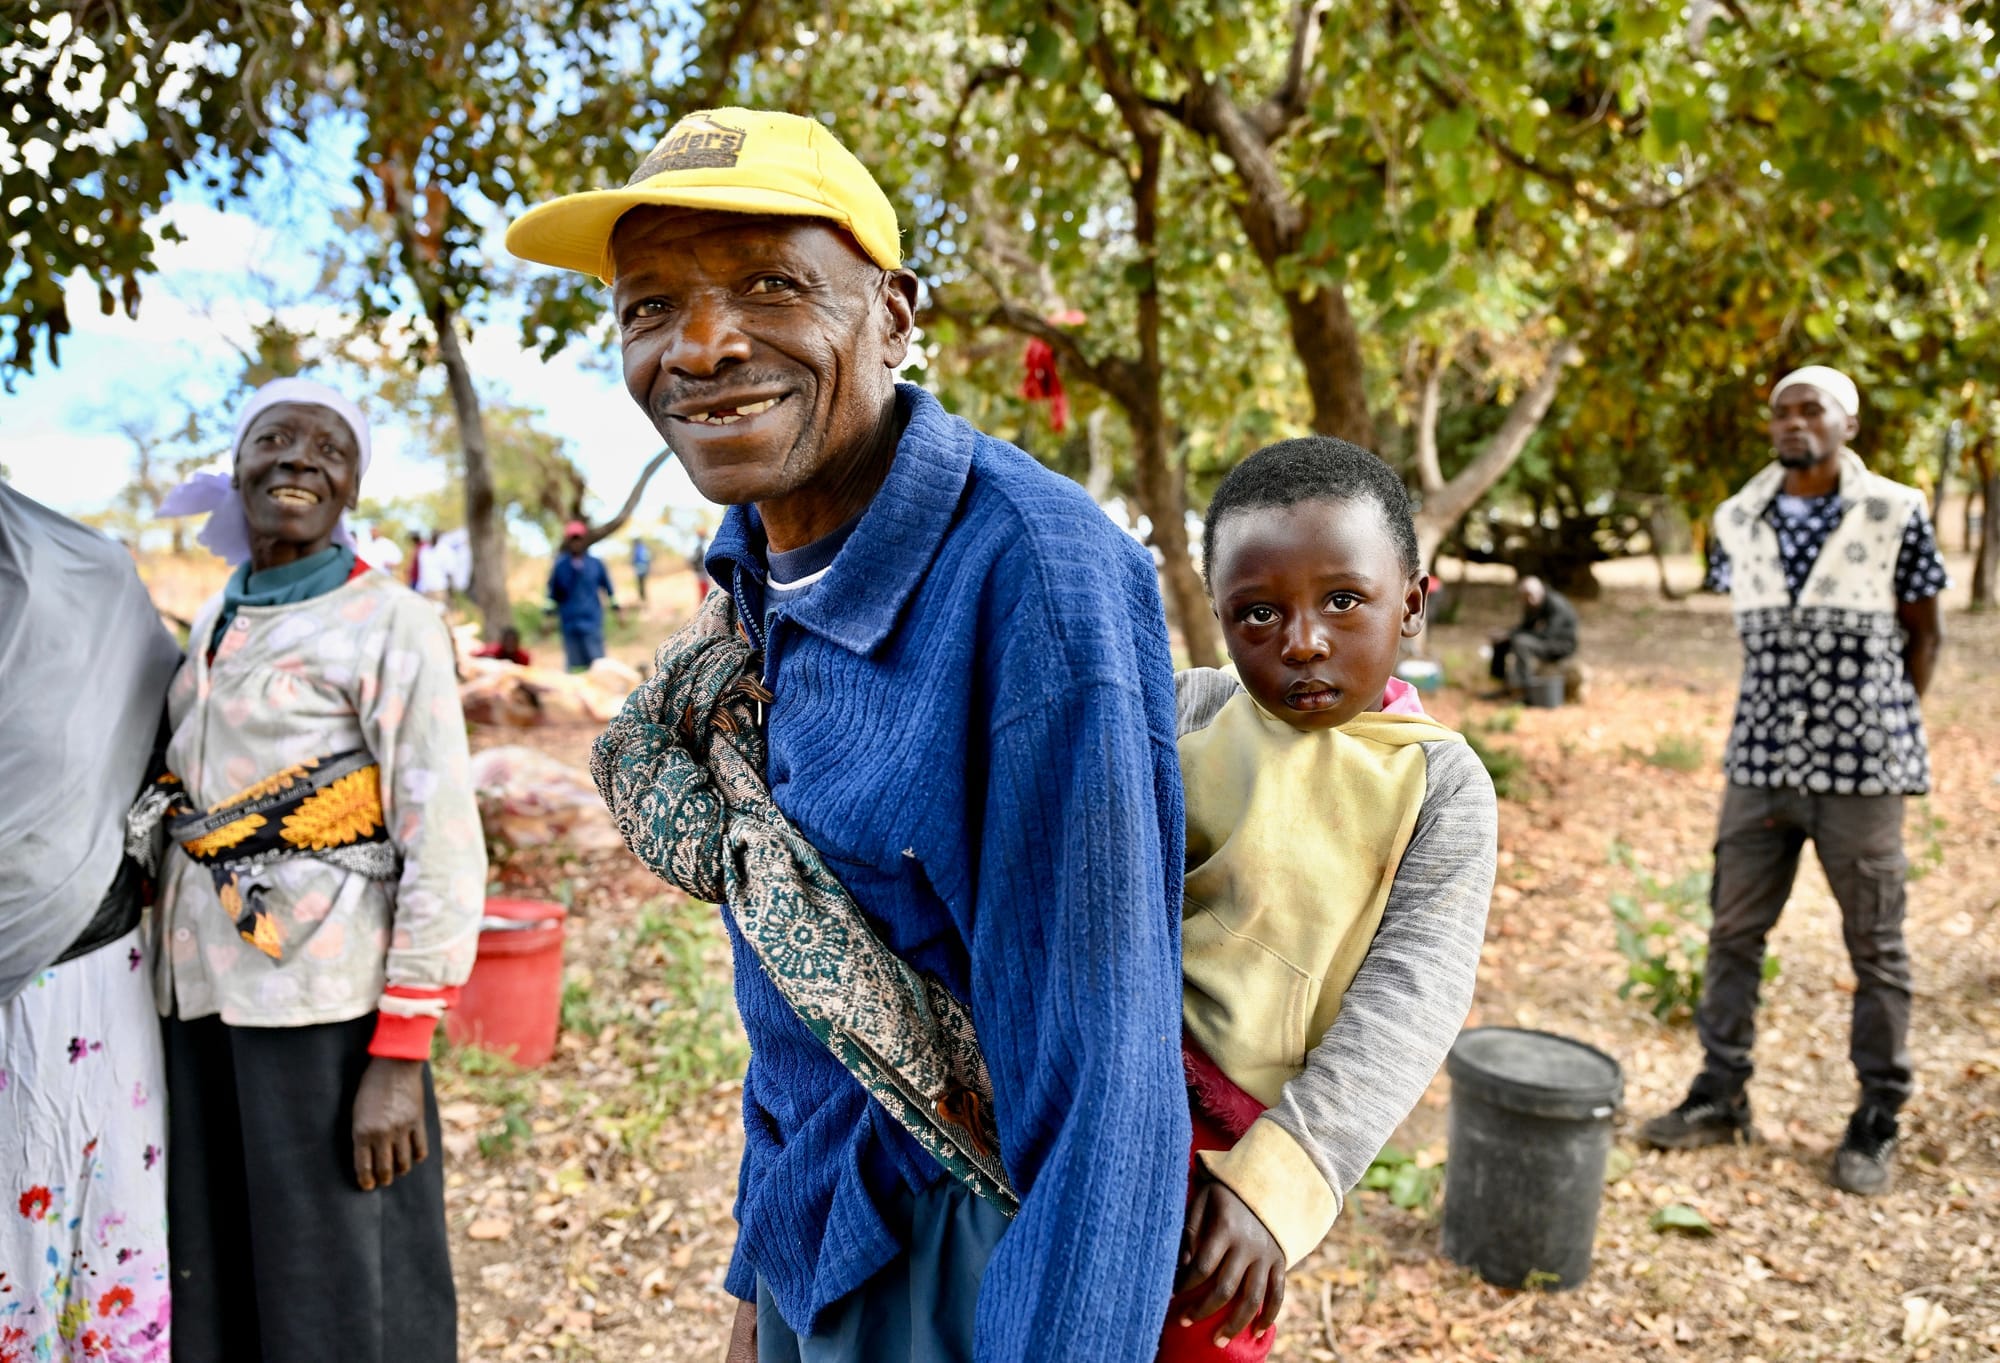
473, 624, 532, 667
1488, 574, 1578, 694
1164, 437, 1497, 1360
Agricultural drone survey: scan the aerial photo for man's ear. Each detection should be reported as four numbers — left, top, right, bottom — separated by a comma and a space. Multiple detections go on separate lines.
1843, 412, 1860, 443
1400, 574, 1428, 639
880, 269, 919, 369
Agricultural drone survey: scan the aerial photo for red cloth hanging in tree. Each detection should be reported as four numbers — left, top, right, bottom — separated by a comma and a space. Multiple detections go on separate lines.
1019, 337, 1070, 433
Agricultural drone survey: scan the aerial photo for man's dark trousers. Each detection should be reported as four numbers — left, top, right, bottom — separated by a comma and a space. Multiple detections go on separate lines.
1696, 783, 1913, 1109
1490, 633, 1571, 688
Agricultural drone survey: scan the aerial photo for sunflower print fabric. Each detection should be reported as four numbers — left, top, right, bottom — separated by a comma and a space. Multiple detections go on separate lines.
590, 590, 1018, 1215
128, 751, 394, 960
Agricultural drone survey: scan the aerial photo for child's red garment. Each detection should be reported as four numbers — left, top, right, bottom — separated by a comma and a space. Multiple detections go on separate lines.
1159, 1038, 1278, 1363
472, 641, 532, 666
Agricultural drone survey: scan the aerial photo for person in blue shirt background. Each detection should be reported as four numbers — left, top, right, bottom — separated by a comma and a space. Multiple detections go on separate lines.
545, 520, 620, 671
630, 536, 653, 602
507, 109, 1189, 1363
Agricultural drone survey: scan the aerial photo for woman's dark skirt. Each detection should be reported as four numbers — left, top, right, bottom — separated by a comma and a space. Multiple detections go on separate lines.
164, 1012, 456, 1363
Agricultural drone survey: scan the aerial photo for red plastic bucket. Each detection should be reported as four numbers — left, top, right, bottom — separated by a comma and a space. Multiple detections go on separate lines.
445, 897, 567, 1067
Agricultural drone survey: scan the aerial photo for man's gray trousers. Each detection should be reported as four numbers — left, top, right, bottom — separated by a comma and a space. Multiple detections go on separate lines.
1696, 782, 1914, 1109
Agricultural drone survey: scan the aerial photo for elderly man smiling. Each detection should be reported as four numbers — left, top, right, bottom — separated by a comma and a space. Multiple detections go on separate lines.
507, 111, 1189, 1362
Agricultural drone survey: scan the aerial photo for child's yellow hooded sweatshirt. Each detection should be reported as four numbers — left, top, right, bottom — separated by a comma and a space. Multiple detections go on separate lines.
1174, 667, 1494, 1265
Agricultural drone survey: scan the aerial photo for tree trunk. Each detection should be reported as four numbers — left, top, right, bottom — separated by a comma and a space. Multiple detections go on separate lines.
1412, 349, 1448, 496
1289, 285, 1375, 446
1175, 69, 1376, 448
1130, 415, 1220, 668
1412, 338, 1579, 570
1931, 421, 1957, 524
1099, 49, 1220, 668
1972, 438, 1996, 611
431, 296, 511, 639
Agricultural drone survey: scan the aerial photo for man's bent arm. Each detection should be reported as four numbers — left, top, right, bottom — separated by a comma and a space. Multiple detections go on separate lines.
1897, 594, 1943, 698
965, 676, 1188, 1362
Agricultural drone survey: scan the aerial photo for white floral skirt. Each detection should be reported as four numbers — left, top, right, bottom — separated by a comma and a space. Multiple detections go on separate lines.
0, 926, 170, 1360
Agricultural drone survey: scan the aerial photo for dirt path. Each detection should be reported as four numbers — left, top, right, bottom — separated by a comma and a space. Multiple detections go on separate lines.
443, 573, 2000, 1362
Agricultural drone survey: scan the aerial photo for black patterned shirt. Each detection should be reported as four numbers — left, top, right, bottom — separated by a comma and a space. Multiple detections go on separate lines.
1709, 460, 1947, 797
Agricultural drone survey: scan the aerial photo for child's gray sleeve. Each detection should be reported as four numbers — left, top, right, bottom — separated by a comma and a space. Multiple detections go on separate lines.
1198, 738, 1497, 1264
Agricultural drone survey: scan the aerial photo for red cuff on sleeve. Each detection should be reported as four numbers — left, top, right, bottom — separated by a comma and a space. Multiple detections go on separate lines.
368, 1011, 440, 1060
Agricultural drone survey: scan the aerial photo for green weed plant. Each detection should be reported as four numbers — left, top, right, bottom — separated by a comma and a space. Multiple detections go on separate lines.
1908, 798, 1948, 882
1607, 841, 1777, 1023
578, 898, 749, 1151
1360, 1144, 1444, 1215
1643, 733, 1706, 773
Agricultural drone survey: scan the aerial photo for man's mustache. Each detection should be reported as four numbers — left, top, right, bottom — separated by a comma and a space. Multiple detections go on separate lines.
651, 372, 799, 421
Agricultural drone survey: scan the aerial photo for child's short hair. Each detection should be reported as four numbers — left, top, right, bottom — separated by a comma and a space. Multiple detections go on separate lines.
1201, 436, 1421, 590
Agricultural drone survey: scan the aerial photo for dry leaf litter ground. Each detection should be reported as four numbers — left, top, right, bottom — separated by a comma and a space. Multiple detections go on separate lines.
433, 559, 1997, 1363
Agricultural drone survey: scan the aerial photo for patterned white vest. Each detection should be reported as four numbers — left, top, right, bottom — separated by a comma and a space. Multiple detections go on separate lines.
1712, 450, 1930, 796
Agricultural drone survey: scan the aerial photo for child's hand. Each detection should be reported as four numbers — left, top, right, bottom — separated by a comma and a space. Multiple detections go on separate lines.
1173, 1169, 1287, 1347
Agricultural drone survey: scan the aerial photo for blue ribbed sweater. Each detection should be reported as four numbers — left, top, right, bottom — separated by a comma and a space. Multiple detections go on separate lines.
708, 385, 1190, 1358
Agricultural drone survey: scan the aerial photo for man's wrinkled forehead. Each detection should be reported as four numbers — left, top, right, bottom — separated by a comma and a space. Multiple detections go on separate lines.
608, 207, 867, 283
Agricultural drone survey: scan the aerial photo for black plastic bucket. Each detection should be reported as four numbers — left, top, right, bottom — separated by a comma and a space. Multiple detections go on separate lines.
1523, 674, 1566, 708
1441, 1027, 1622, 1290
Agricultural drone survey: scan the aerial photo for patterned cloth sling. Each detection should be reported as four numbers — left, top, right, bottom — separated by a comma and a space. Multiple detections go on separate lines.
126, 750, 396, 959
590, 589, 1018, 1215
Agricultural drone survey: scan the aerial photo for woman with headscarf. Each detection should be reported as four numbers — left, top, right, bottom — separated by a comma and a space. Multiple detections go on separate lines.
0, 483, 181, 1360
135, 378, 484, 1363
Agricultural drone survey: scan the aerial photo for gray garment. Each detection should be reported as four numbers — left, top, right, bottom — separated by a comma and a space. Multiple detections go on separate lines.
0, 484, 180, 1002
754, 1177, 1008, 1363
1697, 782, 1912, 1106
1492, 632, 1571, 689
1174, 668, 1496, 1217
1519, 589, 1580, 654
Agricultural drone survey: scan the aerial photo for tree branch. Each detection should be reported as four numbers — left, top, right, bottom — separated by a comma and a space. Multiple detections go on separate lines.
689, 0, 768, 107
944, 63, 1021, 152
1421, 337, 1580, 531
583, 446, 673, 547
1412, 59, 1719, 220
996, 295, 1143, 411
1252, 0, 1333, 141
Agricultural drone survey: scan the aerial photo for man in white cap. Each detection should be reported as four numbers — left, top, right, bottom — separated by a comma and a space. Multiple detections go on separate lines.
507, 111, 1188, 1361
1640, 365, 1948, 1195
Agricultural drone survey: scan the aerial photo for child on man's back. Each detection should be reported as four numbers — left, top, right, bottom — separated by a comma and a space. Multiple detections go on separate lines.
1162, 437, 1497, 1360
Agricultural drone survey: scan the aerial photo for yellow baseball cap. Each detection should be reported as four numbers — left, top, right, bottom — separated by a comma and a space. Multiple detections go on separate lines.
504, 108, 902, 282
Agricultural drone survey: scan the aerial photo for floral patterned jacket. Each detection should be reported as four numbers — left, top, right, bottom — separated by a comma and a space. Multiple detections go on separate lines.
152, 568, 484, 1057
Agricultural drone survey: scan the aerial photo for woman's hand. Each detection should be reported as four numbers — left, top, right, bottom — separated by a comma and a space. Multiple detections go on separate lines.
352, 1056, 429, 1191
724, 1298, 757, 1362
1173, 1169, 1287, 1348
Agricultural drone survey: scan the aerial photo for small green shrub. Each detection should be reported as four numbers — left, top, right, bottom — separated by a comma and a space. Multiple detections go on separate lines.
1644, 734, 1706, 773
1361, 1144, 1444, 1215
1607, 841, 1777, 1023
1466, 730, 1522, 800
434, 1043, 538, 1158
511, 598, 550, 644
1908, 798, 1947, 881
